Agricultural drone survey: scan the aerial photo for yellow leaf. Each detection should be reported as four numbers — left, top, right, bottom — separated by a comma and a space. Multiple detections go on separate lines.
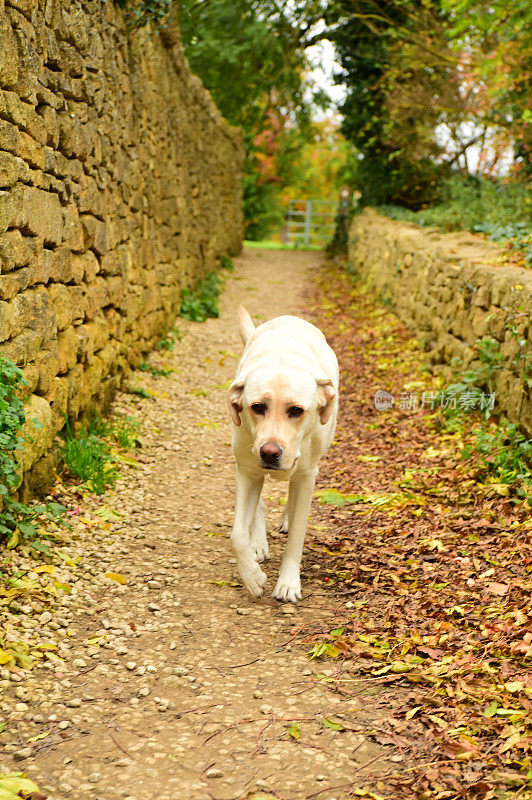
6, 530, 19, 550
208, 580, 240, 587
500, 731, 522, 752
105, 572, 126, 584
505, 681, 524, 693
405, 706, 422, 720
427, 714, 447, 729
390, 661, 414, 673
0, 650, 13, 665
288, 721, 301, 740
491, 483, 510, 496
27, 730, 51, 743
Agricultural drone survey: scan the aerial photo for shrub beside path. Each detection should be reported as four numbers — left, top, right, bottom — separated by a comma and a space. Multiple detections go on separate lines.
1, 249, 394, 800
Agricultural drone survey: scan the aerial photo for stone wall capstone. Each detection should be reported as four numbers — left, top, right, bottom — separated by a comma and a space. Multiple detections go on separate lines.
0, 0, 243, 494
349, 209, 532, 434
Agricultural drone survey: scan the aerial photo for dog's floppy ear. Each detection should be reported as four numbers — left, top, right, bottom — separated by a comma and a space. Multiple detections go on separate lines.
227, 379, 245, 426
237, 305, 255, 345
316, 377, 336, 425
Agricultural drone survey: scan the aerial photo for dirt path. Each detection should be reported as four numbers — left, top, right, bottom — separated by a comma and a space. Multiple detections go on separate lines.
1, 249, 394, 800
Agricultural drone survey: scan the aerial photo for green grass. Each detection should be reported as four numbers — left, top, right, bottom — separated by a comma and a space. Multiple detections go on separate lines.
243, 240, 322, 251
126, 385, 152, 400
138, 362, 173, 378
180, 271, 222, 322
58, 413, 140, 496
59, 418, 118, 496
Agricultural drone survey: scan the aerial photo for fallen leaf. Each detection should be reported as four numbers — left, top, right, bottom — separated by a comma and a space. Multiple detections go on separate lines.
288, 721, 301, 740
105, 572, 127, 585
487, 581, 509, 596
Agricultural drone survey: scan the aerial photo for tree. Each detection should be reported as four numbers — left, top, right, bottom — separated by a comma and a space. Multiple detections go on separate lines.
178, 0, 326, 238
325, 0, 469, 207
441, 0, 532, 175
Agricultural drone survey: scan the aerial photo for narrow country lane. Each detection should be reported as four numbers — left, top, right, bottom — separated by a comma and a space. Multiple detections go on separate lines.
1, 249, 393, 800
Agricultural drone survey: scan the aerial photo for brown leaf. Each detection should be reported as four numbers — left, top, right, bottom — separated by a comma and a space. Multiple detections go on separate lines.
487, 581, 509, 596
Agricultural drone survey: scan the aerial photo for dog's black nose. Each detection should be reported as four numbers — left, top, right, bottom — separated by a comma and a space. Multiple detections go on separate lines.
260, 442, 282, 465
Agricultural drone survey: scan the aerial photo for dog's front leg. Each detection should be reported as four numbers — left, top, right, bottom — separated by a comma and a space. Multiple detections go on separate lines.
272, 468, 317, 602
231, 469, 267, 598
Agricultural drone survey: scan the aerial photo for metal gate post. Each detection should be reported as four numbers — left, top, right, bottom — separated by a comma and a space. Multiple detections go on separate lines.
304, 200, 312, 245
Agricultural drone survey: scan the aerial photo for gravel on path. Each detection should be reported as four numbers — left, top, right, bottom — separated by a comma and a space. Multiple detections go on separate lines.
0, 247, 393, 800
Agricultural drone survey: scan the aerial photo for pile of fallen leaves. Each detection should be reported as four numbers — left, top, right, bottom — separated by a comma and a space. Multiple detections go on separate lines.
301, 263, 532, 799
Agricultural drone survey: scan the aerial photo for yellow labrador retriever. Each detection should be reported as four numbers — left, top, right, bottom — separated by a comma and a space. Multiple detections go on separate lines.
227, 306, 338, 602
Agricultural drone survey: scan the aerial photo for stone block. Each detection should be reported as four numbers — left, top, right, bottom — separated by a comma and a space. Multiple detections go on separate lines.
21, 187, 63, 246
12, 286, 56, 344
0, 16, 18, 88
18, 129, 46, 169
31, 247, 53, 285
2, 91, 48, 143
0, 265, 32, 299
50, 246, 83, 283
0, 117, 19, 155
62, 203, 85, 252
0, 299, 15, 341
35, 343, 59, 395
81, 214, 108, 255
0, 186, 20, 234
0, 230, 31, 273
76, 250, 99, 282
48, 283, 73, 331
57, 325, 77, 373
50, 376, 68, 433
17, 393, 53, 472
65, 362, 83, 417
0, 329, 40, 365
57, 42, 84, 78
0, 150, 29, 187
58, 112, 91, 160
20, 363, 39, 396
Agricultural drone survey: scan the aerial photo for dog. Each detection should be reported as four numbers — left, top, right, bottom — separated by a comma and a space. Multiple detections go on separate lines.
227, 306, 338, 602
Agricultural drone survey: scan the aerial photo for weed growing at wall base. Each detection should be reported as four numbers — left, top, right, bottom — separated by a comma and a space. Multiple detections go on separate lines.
138, 361, 173, 377
58, 414, 141, 496
0, 357, 66, 550
220, 254, 234, 271
435, 338, 532, 500
180, 271, 222, 322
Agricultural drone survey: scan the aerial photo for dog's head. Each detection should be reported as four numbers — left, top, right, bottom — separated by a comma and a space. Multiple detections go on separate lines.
227, 366, 336, 472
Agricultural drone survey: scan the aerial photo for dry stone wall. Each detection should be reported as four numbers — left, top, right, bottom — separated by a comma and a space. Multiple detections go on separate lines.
349, 209, 532, 435
0, 0, 243, 493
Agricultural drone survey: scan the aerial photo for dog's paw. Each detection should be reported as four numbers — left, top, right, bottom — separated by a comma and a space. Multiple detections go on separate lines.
279, 509, 289, 533
239, 560, 268, 598
272, 575, 301, 603
251, 535, 270, 562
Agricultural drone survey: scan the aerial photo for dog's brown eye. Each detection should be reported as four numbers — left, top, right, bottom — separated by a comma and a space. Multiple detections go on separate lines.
287, 406, 304, 418
251, 403, 267, 415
